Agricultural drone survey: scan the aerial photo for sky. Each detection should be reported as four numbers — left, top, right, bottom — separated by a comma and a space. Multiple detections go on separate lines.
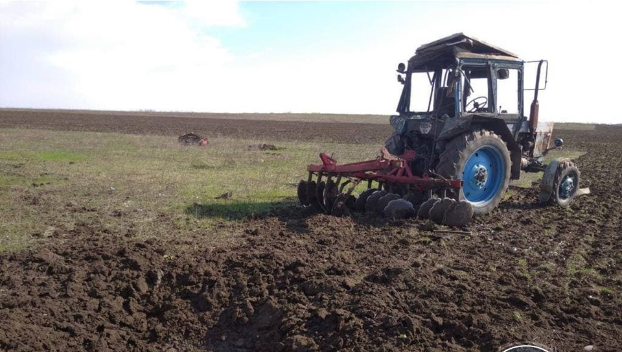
0, 0, 619, 123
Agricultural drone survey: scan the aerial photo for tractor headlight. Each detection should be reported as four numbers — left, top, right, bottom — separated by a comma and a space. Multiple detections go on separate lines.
389, 115, 406, 134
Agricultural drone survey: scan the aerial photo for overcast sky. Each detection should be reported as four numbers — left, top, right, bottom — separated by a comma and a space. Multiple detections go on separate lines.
0, 1, 619, 123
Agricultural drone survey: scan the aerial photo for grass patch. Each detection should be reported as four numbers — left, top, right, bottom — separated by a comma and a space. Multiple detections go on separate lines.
517, 258, 532, 280
535, 262, 556, 273
0, 128, 381, 250
542, 224, 557, 237
0, 175, 58, 189
566, 252, 588, 276
510, 149, 587, 188
0, 150, 87, 162
554, 123, 596, 130
186, 200, 296, 220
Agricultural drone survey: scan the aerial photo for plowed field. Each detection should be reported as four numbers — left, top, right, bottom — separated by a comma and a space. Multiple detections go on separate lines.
1, 109, 620, 351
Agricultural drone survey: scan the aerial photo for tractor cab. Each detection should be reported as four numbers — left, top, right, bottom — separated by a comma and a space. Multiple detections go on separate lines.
395, 33, 527, 126
397, 48, 524, 120
390, 33, 552, 181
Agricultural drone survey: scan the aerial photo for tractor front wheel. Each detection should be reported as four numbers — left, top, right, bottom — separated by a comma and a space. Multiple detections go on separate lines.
436, 130, 511, 215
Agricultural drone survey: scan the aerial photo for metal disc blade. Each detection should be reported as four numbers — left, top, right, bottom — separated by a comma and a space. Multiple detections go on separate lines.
365, 190, 388, 213
429, 198, 456, 224
417, 198, 439, 219
375, 193, 401, 214
315, 181, 326, 211
332, 194, 355, 217
307, 181, 319, 210
297, 180, 309, 206
323, 179, 339, 214
443, 200, 474, 227
354, 189, 376, 212
384, 199, 416, 219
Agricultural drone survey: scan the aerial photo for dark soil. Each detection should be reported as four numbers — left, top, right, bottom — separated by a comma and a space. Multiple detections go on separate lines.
0, 109, 390, 144
1, 110, 621, 351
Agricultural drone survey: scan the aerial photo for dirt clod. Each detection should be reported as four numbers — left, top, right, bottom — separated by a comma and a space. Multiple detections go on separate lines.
246, 144, 278, 151
178, 132, 208, 146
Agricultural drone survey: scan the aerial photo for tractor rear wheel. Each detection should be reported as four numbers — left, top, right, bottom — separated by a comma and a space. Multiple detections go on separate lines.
436, 130, 511, 215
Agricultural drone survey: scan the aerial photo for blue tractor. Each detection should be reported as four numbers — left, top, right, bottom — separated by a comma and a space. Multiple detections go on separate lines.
298, 33, 581, 225
385, 33, 580, 215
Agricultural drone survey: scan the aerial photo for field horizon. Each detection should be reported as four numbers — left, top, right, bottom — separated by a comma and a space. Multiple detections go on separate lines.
0, 107, 611, 126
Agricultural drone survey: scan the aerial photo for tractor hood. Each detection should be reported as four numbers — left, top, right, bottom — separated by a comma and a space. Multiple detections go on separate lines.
408, 33, 522, 71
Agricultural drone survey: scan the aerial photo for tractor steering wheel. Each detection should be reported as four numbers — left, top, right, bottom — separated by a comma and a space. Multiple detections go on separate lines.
466, 96, 488, 113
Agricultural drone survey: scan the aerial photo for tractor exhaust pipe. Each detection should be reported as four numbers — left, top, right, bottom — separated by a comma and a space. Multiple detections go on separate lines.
528, 60, 545, 135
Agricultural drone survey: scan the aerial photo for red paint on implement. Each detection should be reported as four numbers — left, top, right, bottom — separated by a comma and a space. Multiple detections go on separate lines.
307, 151, 462, 191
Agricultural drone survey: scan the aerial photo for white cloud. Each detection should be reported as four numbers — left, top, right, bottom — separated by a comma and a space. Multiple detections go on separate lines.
179, 0, 245, 27
0, 0, 241, 110
1, 1, 620, 123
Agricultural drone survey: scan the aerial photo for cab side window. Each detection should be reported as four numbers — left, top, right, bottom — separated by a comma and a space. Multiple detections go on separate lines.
496, 68, 519, 114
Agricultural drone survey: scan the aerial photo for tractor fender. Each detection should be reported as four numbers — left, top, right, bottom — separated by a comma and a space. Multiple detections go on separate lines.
438, 115, 522, 180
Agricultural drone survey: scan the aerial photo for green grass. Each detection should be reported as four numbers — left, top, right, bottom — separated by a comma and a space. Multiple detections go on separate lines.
0, 128, 380, 251
554, 123, 596, 130
566, 252, 588, 276
0, 150, 87, 162
510, 149, 587, 188
0, 175, 58, 188
517, 258, 532, 280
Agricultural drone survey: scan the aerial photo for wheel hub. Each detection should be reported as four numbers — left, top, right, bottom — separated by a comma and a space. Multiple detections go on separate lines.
461, 146, 505, 204
474, 165, 488, 187
559, 176, 575, 199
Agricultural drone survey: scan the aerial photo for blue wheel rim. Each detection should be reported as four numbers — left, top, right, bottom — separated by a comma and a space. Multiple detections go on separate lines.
558, 173, 577, 200
462, 145, 506, 205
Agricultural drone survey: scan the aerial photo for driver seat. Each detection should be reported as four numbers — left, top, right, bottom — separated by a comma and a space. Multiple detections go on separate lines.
435, 87, 455, 117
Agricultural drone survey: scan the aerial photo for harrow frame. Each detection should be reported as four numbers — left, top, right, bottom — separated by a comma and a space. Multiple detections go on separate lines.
307, 151, 462, 190
299, 150, 463, 216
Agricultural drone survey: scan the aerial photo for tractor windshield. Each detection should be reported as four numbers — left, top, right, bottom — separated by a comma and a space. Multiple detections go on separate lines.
460, 67, 492, 114
409, 71, 434, 112
408, 69, 456, 116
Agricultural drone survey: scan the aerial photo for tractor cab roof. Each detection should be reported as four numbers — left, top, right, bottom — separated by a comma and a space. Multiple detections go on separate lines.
408, 33, 522, 71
